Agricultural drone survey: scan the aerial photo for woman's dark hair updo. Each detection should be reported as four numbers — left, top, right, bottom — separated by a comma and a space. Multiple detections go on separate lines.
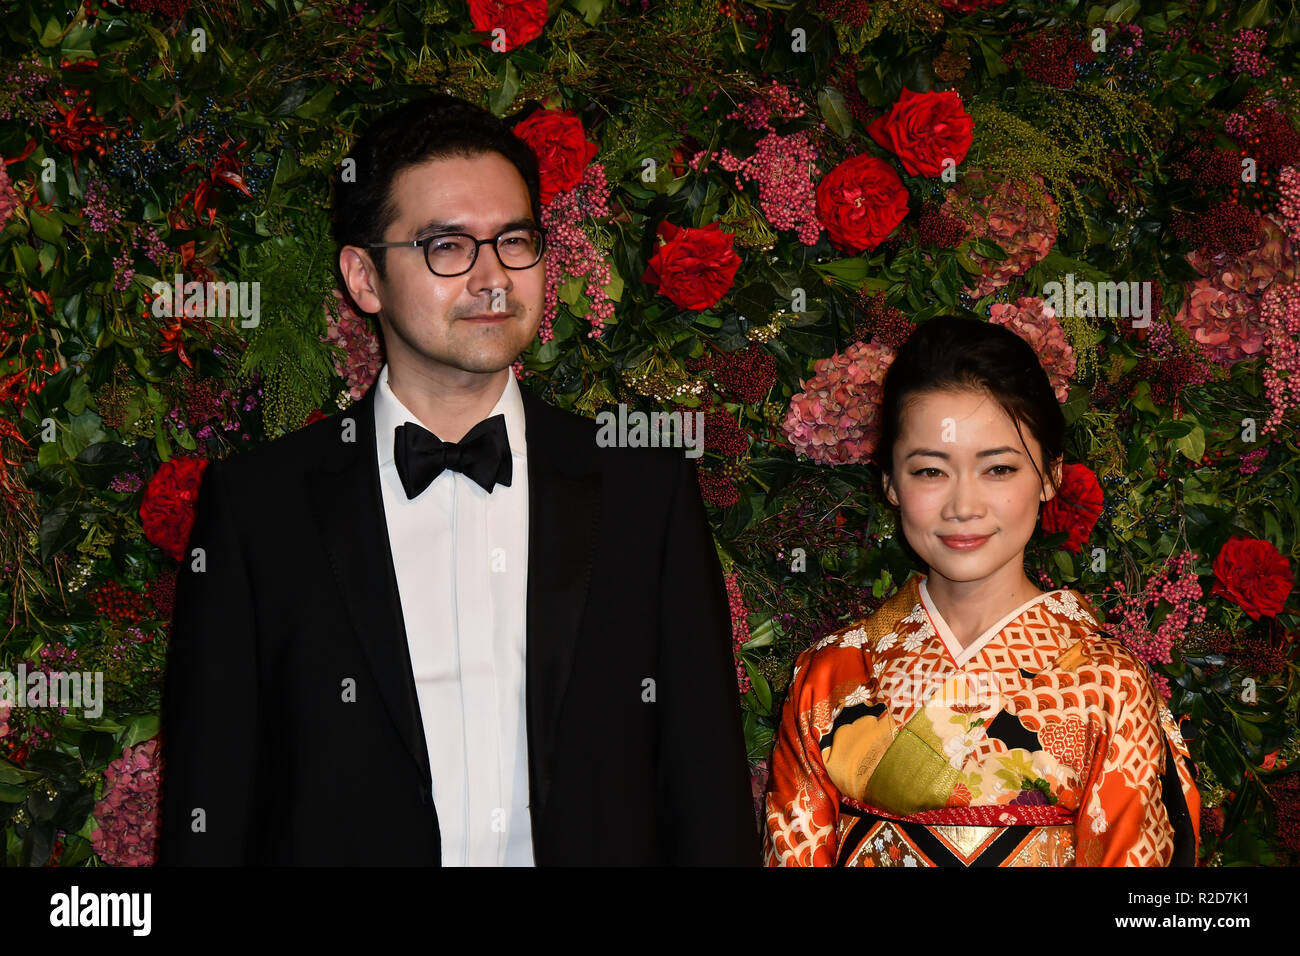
876, 316, 1066, 497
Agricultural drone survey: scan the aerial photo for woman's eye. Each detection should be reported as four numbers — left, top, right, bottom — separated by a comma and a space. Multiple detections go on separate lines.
910, 466, 1017, 478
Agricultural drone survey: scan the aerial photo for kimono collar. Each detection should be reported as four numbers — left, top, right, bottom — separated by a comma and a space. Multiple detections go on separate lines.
917, 575, 1069, 668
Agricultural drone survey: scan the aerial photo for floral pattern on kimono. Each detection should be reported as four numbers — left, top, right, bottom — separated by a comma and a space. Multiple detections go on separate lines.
763, 570, 1201, 867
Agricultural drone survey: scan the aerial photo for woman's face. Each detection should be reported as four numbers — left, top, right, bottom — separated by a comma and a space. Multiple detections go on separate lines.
881, 389, 1060, 589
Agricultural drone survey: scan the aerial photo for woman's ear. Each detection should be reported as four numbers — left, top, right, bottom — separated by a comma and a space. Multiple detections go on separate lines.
1042, 458, 1063, 502
882, 471, 899, 507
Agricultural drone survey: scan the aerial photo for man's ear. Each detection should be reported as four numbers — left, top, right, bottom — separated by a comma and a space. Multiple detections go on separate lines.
339, 246, 383, 315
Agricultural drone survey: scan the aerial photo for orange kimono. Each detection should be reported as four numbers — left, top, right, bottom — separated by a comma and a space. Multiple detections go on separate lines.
763, 570, 1201, 866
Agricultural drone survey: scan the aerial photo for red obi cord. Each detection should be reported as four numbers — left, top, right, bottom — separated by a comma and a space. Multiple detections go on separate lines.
841, 795, 1076, 827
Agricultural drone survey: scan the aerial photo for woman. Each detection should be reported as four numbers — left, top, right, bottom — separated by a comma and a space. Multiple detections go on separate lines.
763, 316, 1200, 866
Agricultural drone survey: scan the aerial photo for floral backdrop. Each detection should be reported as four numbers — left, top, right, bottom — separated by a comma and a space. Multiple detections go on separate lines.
1, 0, 1298, 867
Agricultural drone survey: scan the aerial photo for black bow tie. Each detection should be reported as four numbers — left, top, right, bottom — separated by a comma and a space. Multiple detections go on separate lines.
393, 415, 513, 497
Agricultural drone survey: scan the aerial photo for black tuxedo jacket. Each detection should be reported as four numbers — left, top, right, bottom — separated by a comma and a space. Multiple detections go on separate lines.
157, 381, 761, 865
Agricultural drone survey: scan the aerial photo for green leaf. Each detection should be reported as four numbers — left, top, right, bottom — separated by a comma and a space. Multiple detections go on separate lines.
817, 87, 854, 139
0, 782, 27, 804
39, 501, 82, 563
816, 258, 870, 282
558, 274, 585, 307
1104, 0, 1141, 21
489, 60, 520, 116
572, 0, 608, 26
293, 85, 336, 119
1053, 549, 1075, 578
603, 268, 624, 302
0, 759, 39, 785
970, 237, 1008, 261
79, 731, 118, 769
13, 244, 38, 276
1235, 0, 1270, 29
30, 209, 63, 244
743, 659, 773, 713
38, 441, 62, 467
743, 616, 776, 649
976, 37, 1010, 77
73, 442, 138, 488
40, 16, 62, 47
1175, 426, 1205, 462
120, 714, 160, 749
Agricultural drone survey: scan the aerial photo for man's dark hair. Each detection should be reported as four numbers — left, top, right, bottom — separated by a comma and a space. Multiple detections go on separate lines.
332, 94, 544, 281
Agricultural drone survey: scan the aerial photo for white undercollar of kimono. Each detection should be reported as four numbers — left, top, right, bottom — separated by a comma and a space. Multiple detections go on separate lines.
918, 576, 1068, 668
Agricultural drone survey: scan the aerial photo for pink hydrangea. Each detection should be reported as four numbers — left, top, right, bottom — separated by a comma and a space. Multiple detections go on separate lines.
782, 340, 896, 465
1186, 214, 1298, 295
90, 738, 161, 867
0, 163, 19, 231
987, 296, 1077, 402
941, 171, 1060, 297
1173, 277, 1268, 365
0, 702, 10, 738
323, 289, 383, 399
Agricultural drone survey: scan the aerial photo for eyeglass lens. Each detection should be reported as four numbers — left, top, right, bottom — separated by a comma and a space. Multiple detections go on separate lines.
425, 229, 543, 275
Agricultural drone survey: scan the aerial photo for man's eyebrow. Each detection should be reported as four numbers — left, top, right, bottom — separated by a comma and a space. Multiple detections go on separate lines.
905, 446, 1023, 460
412, 217, 539, 236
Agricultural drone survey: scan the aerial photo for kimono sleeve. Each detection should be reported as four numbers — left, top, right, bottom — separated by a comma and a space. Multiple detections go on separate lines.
1073, 648, 1200, 866
763, 645, 843, 866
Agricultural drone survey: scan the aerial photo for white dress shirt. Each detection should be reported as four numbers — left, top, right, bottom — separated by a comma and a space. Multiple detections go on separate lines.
373, 362, 533, 866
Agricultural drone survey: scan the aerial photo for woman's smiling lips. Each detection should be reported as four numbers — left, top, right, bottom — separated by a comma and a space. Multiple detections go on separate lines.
938, 533, 993, 550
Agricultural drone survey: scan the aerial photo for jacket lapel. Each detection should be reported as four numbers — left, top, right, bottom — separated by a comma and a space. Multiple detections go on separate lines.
518, 386, 601, 816
305, 386, 433, 788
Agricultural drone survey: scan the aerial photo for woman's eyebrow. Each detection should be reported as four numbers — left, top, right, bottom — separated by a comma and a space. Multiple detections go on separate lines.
905, 447, 1023, 459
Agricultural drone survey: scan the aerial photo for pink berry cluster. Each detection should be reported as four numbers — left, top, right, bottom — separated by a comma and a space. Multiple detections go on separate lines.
1230, 28, 1272, 78
724, 571, 752, 695
1098, 550, 1206, 699
1260, 280, 1300, 434
540, 162, 615, 340
721, 79, 808, 131
1276, 165, 1300, 245
711, 130, 822, 245
691, 81, 822, 244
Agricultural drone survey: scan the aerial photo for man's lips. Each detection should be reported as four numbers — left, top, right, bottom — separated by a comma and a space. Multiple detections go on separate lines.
460, 313, 511, 321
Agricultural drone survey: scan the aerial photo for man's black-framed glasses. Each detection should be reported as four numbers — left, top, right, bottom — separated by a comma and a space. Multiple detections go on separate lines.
367, 226, 547, 277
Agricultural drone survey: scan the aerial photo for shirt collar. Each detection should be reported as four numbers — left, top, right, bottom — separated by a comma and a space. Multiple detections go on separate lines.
373, 362, 527, 467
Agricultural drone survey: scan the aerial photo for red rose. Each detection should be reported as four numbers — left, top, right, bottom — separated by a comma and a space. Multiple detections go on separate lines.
866, 87, 974, 179
1211, 536, 1294, 620
1040, 463, 1104, 554
512, 108, 599, 205
468, 0, 548, 52
640, 221, 743, 311
815, 153, 909, 253
140, 457, 210, 562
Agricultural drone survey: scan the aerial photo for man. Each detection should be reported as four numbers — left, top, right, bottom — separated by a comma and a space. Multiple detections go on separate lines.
157, 95, 760, 865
